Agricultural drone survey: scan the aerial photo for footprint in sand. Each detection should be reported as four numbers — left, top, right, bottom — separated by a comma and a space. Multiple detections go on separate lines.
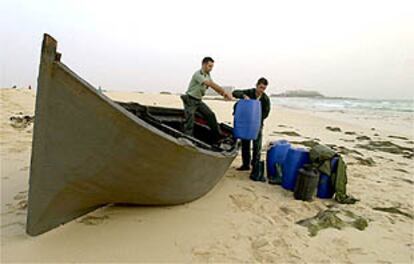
347, 247, 367, 255
14, 193, 27, 200
192, 240, 244, 263
1, 222, 25, 229
241, 186, 256, 193
270, 238, 301, 260
191, 249, 212, 262
5, 199, 28, 213
229, 193, 257, 212
9, 147, 27, 153
280, 206, 293, 215
225, 173, 237, 178
78, 215, 109, 225
394, 168, 409, 174
11, 191, 29, 211
377, 258, 393, 264
16, 200, 28, 210
397, 162, 408, 166
251, 237, 269, 249
250, 237, 284, 263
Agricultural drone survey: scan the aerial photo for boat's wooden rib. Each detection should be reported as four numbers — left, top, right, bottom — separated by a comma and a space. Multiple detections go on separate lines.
26, 34, 238, 236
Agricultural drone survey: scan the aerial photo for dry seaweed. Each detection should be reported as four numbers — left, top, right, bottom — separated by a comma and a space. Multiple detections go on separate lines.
373, 207, 413, 219
340, 138, 355, 143
296, 209, 368, 237
354, 156, 375, 166
335, 146, 363, 156
355, 140, 414, 157
290, 140, 320, 148
356, 135, 371, 141
403, 153, 414, 159
394, 168, 408, 174
388, 135, 409, 140
401, 179, 414, 185
326, 126, 342, 132
272, 131, 301, 137
344, 131, 357, 135
9, 115, 34, 130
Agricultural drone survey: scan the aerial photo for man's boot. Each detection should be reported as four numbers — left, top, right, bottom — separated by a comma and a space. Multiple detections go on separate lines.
250, 161, 265, 182
268, 164, 283, 185
236, 165, 250, 171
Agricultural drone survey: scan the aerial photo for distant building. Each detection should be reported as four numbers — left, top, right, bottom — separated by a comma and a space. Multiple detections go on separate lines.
205, 86, 234, 96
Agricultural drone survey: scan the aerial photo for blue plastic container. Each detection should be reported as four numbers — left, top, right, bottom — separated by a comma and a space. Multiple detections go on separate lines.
266, 140, 291, 181
233, 100, 262, 140
282, 148, 310, 191
317, 157, 339, 199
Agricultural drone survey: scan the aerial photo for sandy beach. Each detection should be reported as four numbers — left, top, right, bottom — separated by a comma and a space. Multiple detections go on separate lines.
1, 88, 413, 263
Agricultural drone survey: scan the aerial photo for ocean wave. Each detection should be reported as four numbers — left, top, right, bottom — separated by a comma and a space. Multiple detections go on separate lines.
271, 97, 414, 113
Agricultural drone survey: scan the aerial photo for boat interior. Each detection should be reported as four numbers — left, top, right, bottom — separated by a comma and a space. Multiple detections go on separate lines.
117, 102, 237, 151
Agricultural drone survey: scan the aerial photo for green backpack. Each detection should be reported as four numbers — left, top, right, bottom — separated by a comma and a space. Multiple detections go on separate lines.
309, 144, 358, 204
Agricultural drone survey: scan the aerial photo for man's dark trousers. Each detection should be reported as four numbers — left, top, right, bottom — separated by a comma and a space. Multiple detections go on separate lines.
241, 127, 263, 167
181, 94, 220, 143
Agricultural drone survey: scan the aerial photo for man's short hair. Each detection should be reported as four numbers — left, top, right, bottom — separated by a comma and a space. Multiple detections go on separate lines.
257, 77, 268, 86
202, 57, 214, 64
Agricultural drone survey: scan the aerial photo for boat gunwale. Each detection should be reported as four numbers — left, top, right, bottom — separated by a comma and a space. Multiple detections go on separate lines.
54, 61, 239, 157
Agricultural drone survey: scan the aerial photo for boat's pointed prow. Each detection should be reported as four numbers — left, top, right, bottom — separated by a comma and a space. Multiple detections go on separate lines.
40, 34, 57, 62
26, 33, 101, 236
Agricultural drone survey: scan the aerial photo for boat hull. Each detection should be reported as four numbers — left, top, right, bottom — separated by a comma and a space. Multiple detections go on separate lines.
26, 34, 238, 236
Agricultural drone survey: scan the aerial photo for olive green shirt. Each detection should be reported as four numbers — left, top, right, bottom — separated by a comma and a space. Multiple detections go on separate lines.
186, 69, 212, 99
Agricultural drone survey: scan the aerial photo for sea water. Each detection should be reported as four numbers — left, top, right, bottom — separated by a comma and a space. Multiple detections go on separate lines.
270, 97, 414, 135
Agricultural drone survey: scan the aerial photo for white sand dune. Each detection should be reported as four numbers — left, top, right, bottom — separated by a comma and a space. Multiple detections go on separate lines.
1, 89, 413, 263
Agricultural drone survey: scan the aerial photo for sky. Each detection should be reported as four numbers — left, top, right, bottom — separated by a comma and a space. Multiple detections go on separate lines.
1, 0, 413, 99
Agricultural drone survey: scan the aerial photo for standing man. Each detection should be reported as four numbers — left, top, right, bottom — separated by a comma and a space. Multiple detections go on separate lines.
181, 57, 233, 144
232, 78, 271, 171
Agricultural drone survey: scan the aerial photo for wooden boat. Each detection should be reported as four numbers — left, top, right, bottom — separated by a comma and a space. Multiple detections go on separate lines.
26, 34, 238, 236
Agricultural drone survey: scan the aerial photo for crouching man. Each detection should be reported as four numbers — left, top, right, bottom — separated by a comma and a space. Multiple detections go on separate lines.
232, 77, 271, 172
181, 57, 233, 145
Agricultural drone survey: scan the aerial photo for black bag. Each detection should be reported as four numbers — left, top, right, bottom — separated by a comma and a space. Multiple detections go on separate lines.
294, 165, 320, 201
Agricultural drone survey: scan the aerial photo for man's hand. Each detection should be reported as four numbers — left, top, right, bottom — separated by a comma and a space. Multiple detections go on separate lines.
204, 80, 233, 100
243, 95, 250, 100
223, 92, 233, 101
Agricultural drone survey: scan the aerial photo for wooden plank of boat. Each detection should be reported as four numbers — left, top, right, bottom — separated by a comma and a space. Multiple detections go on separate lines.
26, 34, 239, 236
